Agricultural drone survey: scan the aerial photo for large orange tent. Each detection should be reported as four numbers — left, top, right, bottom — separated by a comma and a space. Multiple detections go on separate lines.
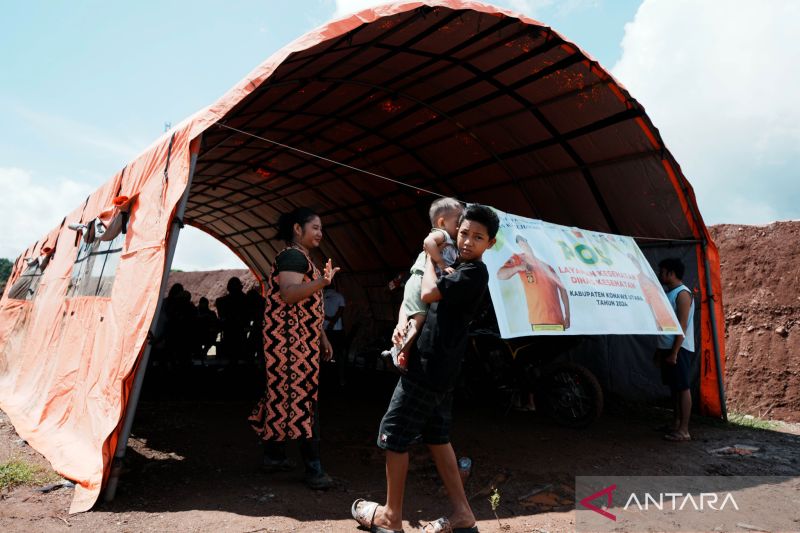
0, 0, 725, 513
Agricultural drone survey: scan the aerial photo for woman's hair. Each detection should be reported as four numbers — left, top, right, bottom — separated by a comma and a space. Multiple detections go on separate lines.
275, 207, 319, 243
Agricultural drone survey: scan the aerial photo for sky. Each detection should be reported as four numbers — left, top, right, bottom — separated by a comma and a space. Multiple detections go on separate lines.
1, 0, 797, 271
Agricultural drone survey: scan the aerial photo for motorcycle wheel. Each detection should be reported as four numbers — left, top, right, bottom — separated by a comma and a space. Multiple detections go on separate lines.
536, 362, 603, 428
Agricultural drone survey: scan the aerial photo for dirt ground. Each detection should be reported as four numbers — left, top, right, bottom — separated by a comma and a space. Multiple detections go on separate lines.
2, 363, 800, 533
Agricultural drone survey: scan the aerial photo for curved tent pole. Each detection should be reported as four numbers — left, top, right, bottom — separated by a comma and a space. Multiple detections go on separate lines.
103, 133, 202, 502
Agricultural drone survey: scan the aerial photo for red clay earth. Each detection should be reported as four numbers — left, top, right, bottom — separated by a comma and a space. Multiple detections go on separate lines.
1, 222, 798, 532
709, 222, 800, 423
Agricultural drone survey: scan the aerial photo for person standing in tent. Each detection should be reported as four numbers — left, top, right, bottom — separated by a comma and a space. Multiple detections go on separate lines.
245, 287, 267, 365
195, 297, 220, 359
215, 277, 249, 363
656, 257, 695, 442
249, 207, 339, 490
323, 281, 347, 386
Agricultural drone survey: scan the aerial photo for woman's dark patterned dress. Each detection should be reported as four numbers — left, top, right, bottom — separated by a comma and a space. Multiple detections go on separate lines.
249, 247, 323, 441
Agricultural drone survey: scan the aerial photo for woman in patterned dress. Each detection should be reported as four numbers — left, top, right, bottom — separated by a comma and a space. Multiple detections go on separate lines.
249, 207, 339, 490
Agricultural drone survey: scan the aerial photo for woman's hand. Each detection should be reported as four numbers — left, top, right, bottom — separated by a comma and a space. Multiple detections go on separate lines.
321, 332, 334, 362
322, 259, 340, 286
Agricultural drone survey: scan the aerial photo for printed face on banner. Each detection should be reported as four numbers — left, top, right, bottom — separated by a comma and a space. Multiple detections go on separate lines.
483, 209, 682, 338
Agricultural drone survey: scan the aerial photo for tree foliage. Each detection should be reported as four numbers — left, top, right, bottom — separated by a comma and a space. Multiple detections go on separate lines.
0, 258, 12, 284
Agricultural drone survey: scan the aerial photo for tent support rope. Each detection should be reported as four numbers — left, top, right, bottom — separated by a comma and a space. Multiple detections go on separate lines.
215, 122, 450, 200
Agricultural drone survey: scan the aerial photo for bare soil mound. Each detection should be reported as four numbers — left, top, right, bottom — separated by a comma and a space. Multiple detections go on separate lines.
710, 221, 800, 422
167, 269, 258, 310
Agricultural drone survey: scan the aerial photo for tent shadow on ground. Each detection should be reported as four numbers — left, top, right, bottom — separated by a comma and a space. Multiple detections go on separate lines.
94, 364, 800, 525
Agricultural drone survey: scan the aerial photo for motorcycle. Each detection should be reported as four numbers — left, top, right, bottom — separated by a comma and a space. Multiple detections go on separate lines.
460, 305, 603, 428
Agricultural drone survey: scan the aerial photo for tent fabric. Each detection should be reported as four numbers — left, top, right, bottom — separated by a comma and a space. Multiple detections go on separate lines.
0, 0, 725, 513
0, 130, 194, 512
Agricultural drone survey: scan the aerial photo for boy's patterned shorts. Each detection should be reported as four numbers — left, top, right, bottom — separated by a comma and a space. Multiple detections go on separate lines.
377, 376, 453, 453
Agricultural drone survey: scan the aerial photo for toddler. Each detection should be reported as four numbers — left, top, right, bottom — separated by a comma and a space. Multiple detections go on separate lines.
381, 197, 464, 371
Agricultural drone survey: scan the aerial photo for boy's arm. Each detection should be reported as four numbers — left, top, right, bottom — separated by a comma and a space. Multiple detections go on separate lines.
422, 230, 448, 271
420, 256, 443, 304
665, 291, 691, 364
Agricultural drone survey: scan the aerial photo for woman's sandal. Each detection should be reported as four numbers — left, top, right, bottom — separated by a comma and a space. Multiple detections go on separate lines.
351, 499, 405, 533
423, 517, 480, 533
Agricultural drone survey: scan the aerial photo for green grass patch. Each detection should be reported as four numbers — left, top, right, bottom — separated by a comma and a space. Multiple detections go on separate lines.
726, 412, 778, 431
0, 459, 61, 490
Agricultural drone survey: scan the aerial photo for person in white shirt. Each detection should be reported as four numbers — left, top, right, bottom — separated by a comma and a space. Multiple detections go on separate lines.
323, 283, 346, 386
656, 258, 695, 442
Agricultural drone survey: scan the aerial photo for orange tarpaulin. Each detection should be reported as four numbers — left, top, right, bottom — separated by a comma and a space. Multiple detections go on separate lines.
0, 0, 725, 513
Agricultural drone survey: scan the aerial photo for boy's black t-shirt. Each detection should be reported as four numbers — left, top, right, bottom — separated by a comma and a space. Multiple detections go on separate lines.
407, 260, 489, 391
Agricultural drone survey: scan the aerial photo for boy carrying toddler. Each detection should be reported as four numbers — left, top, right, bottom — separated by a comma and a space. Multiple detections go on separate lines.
353, 204, 500, 533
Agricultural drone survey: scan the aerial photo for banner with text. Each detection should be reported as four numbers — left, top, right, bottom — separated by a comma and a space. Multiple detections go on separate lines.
484, 208, 682, 338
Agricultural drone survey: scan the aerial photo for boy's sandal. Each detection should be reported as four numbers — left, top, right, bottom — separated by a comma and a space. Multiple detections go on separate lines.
351, 499, 405, 533
663, 431, 691, 442
423, 517, 480, 533
352, 499, 378, 528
